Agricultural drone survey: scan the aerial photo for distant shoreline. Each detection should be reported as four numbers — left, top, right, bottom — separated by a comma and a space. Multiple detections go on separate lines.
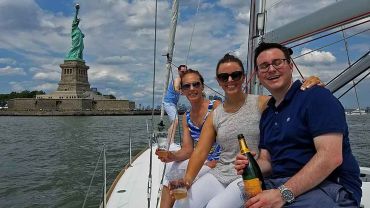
0, 110, 187, 116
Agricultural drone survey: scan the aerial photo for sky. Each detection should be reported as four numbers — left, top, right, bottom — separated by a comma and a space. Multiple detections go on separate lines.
0, 0, 369, 109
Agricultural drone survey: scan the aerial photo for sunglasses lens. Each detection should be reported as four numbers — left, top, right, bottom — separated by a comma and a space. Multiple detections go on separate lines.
217, 73, 229, 82
193, 82, 201, 88
182, 82, 201, 90
231, 71, 243, 81
217, 71, 243, 82
182, 84, 191, 90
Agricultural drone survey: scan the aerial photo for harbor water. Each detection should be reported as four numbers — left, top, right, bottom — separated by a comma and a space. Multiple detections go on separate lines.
0, 115, 369, 207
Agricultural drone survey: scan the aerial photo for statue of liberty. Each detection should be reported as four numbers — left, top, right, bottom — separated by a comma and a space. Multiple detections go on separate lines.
65, 4, 84, 62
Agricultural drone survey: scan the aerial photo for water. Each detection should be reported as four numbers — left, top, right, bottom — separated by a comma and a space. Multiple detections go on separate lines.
0, 115, 369, 208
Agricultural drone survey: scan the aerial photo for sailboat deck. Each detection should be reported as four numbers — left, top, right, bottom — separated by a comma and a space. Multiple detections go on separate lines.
106, 144, 370, 207
106, 144, 180, 208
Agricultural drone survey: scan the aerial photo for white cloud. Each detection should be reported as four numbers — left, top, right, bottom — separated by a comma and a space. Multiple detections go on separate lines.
0, 0, 369, 107
133, 91, 147, 98
89, 67, 131, 84
219, 0, 248, 8
0, 58, 16, 65
235, 11, 250, 23
0, 66, 26, 76
32, 82, 58, 92
9, 81, 25, 92
96, 56, 136, 65
33, 72, 60, 81
296, 48, 336, 66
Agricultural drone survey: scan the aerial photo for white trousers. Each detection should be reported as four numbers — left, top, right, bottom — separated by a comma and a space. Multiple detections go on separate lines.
174, 173, 244, 208
163, 159, 211, 186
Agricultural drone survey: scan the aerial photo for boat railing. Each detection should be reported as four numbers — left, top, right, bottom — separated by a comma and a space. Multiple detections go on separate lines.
129, 124, 132, 166
146, 118, 153, 207
103, 145, 107, 208
361, 167, 370, 182
82, 144, 105, 208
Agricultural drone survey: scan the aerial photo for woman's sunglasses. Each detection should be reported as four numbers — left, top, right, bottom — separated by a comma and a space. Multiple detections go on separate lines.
181, 81, 202, 90
216, 71, 243, 82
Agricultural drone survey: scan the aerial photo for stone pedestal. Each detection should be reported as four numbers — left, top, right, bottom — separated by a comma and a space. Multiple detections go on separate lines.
56, 60, 90, 97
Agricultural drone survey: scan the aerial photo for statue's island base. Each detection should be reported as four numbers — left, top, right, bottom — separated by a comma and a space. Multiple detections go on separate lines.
0, 110, 186, 116
0, 110, 154, 116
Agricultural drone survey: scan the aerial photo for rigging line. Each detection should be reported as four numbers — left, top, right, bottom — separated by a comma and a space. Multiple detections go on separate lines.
172, 64, 224, 97
104, 127, 135, 184
265, 0, 284, 11
152, 0, 159, 125
290, 58, 305, 80
171, 63, 223, 97
171, 61, 223, 96
148, 0, 159, 207
326, 51, 370, 86
171, 61, 224, 98
292, 27, 370, 60
245, 70, 257, 93
338, 71, 370, 100
185, 0, 202, 65
290, 19, 370, 49
204, 83, 224, 98
82, 145, 104, 208
340, 25, 363, 112
155, 162, 168, 208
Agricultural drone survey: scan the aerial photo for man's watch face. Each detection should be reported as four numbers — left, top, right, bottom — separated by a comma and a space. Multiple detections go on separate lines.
282, 189, 294, 203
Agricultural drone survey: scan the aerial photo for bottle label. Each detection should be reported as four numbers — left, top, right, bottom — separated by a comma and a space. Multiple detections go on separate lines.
243, 178, 262, 197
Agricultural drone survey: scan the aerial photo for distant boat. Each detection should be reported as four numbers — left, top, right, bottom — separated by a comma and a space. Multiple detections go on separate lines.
346, 108, 367, 115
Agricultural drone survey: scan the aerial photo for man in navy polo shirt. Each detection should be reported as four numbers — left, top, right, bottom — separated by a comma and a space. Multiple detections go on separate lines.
235, 42, 361, 207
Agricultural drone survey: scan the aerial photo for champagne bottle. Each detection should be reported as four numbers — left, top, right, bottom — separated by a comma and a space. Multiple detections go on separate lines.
237, 134, 265, 198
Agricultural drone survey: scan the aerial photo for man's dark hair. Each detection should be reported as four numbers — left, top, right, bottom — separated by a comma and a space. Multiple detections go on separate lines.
178, 64, 187, 70
216, 53, 245, 75
254, 42, 293, 69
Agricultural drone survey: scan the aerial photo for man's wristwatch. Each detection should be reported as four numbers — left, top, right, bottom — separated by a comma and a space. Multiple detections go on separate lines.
278, 184, 295, 204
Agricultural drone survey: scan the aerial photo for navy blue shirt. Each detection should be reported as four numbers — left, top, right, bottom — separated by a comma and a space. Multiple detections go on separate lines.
259, 80, 362, 205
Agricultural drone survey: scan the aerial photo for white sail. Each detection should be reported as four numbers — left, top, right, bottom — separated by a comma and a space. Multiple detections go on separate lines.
160, 0, 180, 120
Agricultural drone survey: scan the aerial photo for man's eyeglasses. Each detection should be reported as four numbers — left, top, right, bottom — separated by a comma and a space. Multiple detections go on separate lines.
216, 71, 243, 82
182, 81, 202, 90
257, 58, 288, 72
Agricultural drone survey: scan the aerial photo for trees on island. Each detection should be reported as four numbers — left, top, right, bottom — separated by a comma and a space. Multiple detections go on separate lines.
0, 90, 45, 106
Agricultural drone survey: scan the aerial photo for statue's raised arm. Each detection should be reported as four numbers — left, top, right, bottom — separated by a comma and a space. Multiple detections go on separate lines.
65, 4, 85, 62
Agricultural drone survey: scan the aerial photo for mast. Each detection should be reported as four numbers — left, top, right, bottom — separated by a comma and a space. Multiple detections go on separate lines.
247, 0, 266, 95
160, 0, 180, 121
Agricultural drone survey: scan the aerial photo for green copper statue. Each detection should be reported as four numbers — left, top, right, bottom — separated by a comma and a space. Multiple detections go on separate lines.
65, 4, 84, 62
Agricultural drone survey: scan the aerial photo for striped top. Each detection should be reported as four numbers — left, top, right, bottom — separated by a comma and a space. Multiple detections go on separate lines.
186, 100, 221, 161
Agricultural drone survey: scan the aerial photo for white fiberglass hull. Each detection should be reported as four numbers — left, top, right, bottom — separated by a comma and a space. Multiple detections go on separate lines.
105, 144, 180, 208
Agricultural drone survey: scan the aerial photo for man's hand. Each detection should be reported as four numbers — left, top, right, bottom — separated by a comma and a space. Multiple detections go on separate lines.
245, 189, 285, 208
301, 76, 325, 91
234, 153, 248, 175
234, 152, 256, 175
